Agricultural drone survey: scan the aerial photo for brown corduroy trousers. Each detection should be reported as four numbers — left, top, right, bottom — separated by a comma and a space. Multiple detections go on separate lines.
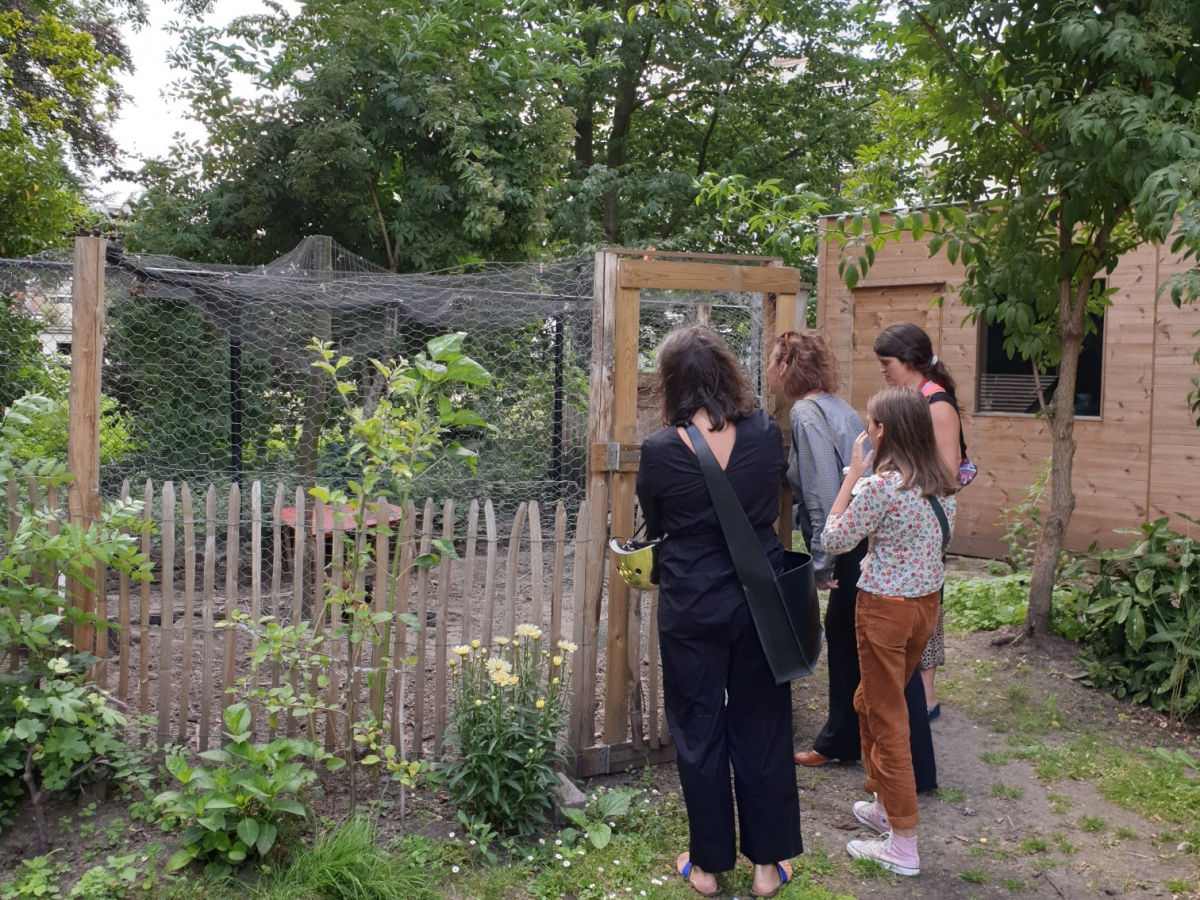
853, 588, 942, 830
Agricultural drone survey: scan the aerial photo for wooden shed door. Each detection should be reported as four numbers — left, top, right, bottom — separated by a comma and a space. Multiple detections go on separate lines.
850, 284, 945, 413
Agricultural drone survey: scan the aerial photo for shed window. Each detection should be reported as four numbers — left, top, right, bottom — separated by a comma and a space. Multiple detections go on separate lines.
976, 310, 1104, 418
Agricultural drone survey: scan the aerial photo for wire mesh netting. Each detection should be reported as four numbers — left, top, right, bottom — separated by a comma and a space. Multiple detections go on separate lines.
1, 237, 598, 525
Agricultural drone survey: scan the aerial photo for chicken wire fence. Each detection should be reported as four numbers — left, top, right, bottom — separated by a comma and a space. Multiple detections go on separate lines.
1, 238, 766, 529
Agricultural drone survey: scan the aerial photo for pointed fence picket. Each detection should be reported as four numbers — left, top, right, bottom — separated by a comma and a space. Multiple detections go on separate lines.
60, 480, 672, 775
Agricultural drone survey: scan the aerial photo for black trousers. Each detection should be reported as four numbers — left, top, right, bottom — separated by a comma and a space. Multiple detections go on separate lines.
810, 540, 937, 792
660, 601, 802, 873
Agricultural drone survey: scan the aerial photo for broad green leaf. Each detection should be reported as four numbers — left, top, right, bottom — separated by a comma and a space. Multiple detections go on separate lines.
237, 817, 260, 848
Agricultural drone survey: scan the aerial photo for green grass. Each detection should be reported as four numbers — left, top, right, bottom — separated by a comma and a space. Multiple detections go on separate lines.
1115, 827, 1139, 841
1165, 877, 1194, 893
989, 782, 1023, 800
260, 818, 444, 900
1045, 792, 1072, 814
936, 788, 966, 803
1017, 837, 1048, 855
1002, 877, 1026, 891
980, 751, 1009, 766
1052, 833, 1076, 854
850, 857, 891, 880
1078, 816, 1106, 833
960, 870, 990, 884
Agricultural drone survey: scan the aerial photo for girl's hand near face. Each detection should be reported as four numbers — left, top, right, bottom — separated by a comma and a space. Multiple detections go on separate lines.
848, 431, 873, 480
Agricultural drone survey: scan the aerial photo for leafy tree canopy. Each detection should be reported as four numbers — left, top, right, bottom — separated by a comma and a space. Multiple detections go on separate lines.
555, 0, 901, 260
828, 0, 1200, 635
125, 0, 603, 269
124, 0, 900, 270
0, 0, 146, 255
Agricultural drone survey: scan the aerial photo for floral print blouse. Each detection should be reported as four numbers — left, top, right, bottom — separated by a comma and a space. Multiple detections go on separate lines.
822, 471, 956, 597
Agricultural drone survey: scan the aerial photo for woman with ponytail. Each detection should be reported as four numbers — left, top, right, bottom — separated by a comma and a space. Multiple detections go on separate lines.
872, 322, 968, 721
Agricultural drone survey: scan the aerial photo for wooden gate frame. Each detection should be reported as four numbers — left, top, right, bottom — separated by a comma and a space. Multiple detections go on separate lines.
575, 249, 808, 776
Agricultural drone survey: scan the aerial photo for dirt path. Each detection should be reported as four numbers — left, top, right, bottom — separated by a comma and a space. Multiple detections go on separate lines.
615, 628, 1200, 899
781, 631, 1200, 898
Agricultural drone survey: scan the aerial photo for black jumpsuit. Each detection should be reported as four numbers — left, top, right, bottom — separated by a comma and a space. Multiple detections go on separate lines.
637, 409, 802, 874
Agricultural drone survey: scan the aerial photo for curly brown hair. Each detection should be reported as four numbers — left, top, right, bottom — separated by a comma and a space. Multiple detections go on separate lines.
768, 330, 840, 399
656, 325, 757, 430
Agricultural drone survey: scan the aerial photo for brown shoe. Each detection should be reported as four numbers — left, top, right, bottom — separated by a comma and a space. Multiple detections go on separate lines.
794, 750, 829, 767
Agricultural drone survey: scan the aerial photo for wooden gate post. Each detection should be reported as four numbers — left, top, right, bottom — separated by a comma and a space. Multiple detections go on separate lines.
68, 236, 106, 655
762, 267, 799, 546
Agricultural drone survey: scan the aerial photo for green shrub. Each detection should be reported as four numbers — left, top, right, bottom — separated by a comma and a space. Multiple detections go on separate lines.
0, 396, 154, 855
155, 703, 337, 879
0, 853, 67, 900
1079, 518, 1200, 719
943, 575, 1084, 637
441, 627, 575, 836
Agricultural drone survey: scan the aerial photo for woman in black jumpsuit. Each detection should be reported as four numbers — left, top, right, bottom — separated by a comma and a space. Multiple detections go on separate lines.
637, 326, 802, 898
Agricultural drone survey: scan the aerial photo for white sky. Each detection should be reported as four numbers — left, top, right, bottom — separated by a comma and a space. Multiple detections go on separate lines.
104, 0, 297, 201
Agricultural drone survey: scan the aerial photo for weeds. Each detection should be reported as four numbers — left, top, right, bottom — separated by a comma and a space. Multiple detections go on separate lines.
259, 818, 441, 900
960, 870, 990, 884
990, 783, 1023, 800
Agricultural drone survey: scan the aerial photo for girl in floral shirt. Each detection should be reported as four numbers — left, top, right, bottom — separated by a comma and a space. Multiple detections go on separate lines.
821, 387, 957, 877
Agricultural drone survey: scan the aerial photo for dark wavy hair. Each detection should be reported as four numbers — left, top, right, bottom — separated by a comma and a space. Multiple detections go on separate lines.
873, 322, 959, 405
656, 325, 757, 430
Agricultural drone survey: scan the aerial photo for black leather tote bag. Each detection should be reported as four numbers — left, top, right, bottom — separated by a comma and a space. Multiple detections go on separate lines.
686, 424, 823, 683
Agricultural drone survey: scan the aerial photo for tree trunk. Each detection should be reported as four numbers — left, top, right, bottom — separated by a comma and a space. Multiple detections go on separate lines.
1024, 273, 1087, 636
602, 31, 654, 245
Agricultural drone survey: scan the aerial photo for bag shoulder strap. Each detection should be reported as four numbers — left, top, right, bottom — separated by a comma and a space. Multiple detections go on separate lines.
926, 391, 969, 458
803, 398, 845, 473
685, 424, 776, 593
925, 494, 951, 553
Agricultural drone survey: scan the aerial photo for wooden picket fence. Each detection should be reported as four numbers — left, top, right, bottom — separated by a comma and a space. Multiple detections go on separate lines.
5, 478, 639, 770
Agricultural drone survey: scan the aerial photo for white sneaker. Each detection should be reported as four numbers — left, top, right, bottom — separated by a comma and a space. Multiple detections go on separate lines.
846, 834, 920, 876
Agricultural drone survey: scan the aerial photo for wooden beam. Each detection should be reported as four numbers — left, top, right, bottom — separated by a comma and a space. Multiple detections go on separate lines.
604, 284, 639, 744
618, 259, 801, 294
578, 739, 676, 777
605, 248, 786, 264
581, 251, 617, 750
762, 278, 796, 547
68, 236, 105, 655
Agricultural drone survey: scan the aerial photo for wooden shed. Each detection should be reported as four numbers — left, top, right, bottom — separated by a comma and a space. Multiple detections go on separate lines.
815, 218, 1200, 558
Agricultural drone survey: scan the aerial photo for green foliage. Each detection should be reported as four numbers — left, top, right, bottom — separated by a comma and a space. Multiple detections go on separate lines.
0, 0, 143, 253
558, 0, 901, 258
560, 787, 637, 850
960, 870, 989, 884
814, 0, 1200, 634
997, 460, 1051, 575
103, 293, 291, 486
943, 574, 1084, 638
67, 853, 147, 900
258, 817, 438, 900
0, 395, 153, 854
1079, 518, 1200, 720
0, 302, 54, 410
0, 853, 66, 900
154, 704, 330, 879
441, 628, 575, 836
126, 0, 593, 269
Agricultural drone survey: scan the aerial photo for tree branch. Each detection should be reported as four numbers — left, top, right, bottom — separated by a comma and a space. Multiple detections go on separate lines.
369, 175, 397, 273
907, 8, 1049, 154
